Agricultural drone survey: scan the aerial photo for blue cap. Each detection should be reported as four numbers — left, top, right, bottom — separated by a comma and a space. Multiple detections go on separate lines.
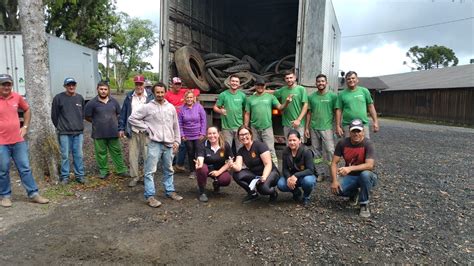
63, 77, 77, 85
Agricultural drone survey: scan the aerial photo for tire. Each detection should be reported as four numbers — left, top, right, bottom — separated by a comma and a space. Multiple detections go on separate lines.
223, 63, 251, 74
242, 55, 262, 73
204, 69, 221, 93
203, 53, 224, 61
261, 60, 280, 73
211, 67, 227, 78
174, 46, 210, 91
275, 54, 295, 74
223, 54, 240, 61
223, 72, 255, 90
205, 58, 235, 68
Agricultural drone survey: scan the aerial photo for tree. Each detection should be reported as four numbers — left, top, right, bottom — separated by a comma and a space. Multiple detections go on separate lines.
18, 0, 59, 180
0, 0, 20, 31
44, 0, 117, 50
405, 45, 459, 70
111, 13, 157, 92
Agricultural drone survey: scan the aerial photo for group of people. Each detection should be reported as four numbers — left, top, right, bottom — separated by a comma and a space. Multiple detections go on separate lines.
0, 70, 379, 217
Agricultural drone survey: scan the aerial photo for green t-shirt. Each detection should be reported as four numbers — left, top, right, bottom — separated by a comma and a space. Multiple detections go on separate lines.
216, 89, 246, 129
274, 85, 308, 127
308, 90, 337, 130
245, 93, 280, 130
335, 86, 374, 126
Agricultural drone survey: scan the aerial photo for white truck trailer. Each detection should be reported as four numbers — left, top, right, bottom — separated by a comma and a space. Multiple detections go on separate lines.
0, 33, 100, 100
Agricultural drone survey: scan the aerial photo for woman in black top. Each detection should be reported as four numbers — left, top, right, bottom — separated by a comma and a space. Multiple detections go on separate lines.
277, 130, 316, 206
195, 126, 233, 202
228, 125, 280, 203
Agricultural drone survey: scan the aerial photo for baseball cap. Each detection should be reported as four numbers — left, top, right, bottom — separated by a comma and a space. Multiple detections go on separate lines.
172, 77, 182, 84
0, 74, 13, 84
133, 75, 145, 83
63, 77, 77, 86
349, 119, 364, 132
255, 77, 265, 86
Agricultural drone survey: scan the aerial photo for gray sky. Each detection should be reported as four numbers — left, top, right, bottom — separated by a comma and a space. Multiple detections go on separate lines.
115, 0, 474, 77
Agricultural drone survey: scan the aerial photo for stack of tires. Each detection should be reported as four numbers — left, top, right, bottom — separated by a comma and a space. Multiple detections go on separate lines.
174, 45, 295, 94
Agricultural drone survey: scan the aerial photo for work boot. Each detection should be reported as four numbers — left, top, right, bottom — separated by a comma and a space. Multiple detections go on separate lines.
147, 197, 162, 208
30, 194, 50, 204
75, 177, 87, 184
167, 192, 183, 201
128, 177, 140, 187
1, 197, 12, 207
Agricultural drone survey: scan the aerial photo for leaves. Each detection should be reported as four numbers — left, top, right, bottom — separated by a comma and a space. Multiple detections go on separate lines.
406, 45, 459, 70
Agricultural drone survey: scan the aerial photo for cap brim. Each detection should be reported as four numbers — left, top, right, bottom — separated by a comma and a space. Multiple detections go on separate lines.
350, 126, 364, 132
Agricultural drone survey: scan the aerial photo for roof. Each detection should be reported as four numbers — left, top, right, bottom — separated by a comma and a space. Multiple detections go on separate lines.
377, 64, 474, 91
338, 77, 388, 91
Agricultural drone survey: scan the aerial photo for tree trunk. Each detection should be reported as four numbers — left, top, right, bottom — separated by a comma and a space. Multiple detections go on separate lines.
18, 0, 59, 180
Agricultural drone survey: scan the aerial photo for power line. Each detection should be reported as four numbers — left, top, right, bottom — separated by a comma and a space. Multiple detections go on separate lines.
342, 17, 474, 38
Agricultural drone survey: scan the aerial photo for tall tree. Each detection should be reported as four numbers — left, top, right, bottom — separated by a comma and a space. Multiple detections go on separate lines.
111, 13, 157, 92
406, 45, 459, 70
44, 0, 117, 50
18, 0, 59, 180
0, 0, 20, 31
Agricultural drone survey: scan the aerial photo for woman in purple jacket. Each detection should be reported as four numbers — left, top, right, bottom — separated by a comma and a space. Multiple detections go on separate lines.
178, 90, 207, 179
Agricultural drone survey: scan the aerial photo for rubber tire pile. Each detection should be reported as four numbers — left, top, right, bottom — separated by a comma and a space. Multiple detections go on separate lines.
174, 46, 295, 94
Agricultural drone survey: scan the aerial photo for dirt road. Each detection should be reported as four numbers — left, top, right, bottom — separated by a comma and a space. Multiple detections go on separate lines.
0, 119, 472, 264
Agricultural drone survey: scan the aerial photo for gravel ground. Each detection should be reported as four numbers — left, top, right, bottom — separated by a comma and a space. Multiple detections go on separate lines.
0, 118, 472, 264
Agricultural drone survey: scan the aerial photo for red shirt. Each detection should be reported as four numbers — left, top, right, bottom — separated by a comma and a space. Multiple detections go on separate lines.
0, 92, 29, 145
164, 88, 200, 112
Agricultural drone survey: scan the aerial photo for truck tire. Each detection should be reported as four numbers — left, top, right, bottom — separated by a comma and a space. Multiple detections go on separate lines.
223, 62, 251, 74
205, 58, 235, 68
242, 55, 262, 73
211, 67, 227, 78
275, 54, 295, 74
223, 54, 240, 61
175, 46, 210, 91
261, 60, 280, 74
204, 69, 221, 92
224, 72, 254, 90
203, 53, 224, 61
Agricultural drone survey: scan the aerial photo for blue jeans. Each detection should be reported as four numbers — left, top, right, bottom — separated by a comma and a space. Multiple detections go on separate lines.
173, 142, 186, 166
0, 141, 39, 198
277, 175, 316, 200
59, 134, 85, 181
144, 141, 175, 199
338, 171, 378, 204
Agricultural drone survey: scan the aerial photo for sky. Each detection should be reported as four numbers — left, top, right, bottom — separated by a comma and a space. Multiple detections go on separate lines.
114, 0, 474, 77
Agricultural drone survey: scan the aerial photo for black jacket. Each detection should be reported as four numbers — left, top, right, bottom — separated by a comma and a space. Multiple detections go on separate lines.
281, 145, 316, 179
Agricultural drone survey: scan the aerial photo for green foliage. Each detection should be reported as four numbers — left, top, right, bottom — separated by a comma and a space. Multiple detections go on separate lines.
406, 45, 459, 70
44, 0, 118, 50
111, 13, 158, 92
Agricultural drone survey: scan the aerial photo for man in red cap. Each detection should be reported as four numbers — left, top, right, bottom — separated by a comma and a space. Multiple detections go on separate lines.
164, 77, 200, 173
119, 75, 155, 187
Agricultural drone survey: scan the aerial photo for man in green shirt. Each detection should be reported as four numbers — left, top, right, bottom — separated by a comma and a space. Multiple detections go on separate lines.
305, 74, 337, 182
244, 77, 289, 165
335, 71, 379, 139
274, 71, 308, 139
213, 74, 246, 152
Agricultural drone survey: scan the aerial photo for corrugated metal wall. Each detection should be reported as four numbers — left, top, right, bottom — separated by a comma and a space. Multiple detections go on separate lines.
375, 88, 474, 125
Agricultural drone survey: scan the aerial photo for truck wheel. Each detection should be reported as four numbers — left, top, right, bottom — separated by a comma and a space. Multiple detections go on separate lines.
175, 46, 210, 91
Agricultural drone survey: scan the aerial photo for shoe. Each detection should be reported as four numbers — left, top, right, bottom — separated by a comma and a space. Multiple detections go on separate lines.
173, 165, 186, 173
212, 180, 220, 194
349, 189, 360, 206
199, 193, 208, 202
100, 172, 112, 179
60, 178, 69, 185
128, 177, 139, 187
292, 188, 302, 202
30, 194, 50, 204
147, 197, 162, 208
188, 172, 196, 179
359, 204, 371, 218
317, 175, 325, 182
302, 198, 310, 207
167, 192, 183, 201
269, 191, 278, 203
1, 197, 12, 207
242, 193, 259, 204
75, 177, 86, 184
117, 172, 130, 178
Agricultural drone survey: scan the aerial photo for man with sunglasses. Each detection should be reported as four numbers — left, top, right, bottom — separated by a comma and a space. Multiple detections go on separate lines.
330, 119, 378, 218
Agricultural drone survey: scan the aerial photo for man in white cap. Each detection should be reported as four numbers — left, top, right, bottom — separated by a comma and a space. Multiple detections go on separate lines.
0, 74, 49, 207
119, 75, 154, 187
51, 77, 86, 184
330, 118, 378, 218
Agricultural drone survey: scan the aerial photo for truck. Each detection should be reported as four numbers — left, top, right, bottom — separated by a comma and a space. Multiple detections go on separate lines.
0, 33, 100, 100
158, 0, 341, 143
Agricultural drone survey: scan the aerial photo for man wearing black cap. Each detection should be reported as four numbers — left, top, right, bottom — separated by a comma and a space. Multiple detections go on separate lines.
0, 74, 49, 207
244, 77, 290, 164
51, 77, 86, 184
330, 118, 378, 218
